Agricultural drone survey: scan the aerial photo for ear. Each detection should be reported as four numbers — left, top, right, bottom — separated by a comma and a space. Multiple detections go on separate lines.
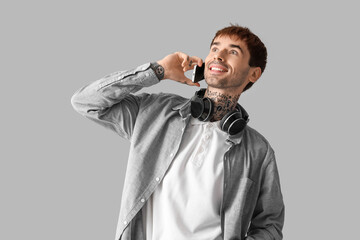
248, 67, 262, 83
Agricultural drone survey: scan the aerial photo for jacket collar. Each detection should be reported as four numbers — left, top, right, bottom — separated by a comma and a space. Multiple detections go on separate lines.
172, 99, 191, 118
172, 99, 244, 145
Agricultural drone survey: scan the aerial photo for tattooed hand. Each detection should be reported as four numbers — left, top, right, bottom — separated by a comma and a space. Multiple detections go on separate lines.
157, 52, 203, 87
205, 89, 240, 121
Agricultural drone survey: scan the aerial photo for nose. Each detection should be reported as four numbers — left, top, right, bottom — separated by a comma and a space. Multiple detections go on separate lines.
214, 49, 225, 62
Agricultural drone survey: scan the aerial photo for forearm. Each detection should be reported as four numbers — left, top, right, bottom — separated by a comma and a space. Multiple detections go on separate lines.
71, 63, 160, 138
71, 63, 159, 117
70, 52, 201, 137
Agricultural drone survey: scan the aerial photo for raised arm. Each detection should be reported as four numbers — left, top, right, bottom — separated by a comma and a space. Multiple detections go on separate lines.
71, 52, 203, 139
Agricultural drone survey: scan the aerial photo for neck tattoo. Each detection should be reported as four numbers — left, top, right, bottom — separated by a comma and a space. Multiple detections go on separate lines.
205, 90, 240, 121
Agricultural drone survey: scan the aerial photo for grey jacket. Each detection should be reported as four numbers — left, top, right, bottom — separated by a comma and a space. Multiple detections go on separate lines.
71, 63, 285, 240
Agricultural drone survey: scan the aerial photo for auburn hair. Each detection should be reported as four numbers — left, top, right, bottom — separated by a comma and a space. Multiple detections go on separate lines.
211, 24, 267, 91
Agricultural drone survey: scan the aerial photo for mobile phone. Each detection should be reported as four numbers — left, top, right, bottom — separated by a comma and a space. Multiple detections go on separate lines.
192, 64, 205, 83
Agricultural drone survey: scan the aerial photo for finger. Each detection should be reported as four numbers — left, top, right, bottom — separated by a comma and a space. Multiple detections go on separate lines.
192, 82, 201, 87
186, 56, 203, 70
187, 81, 201, 87
178, 53, 202, 71
182, 53, 198, 69
178, 52, 190, 68
181, 58, 189, 68
189, 59, 193, 67
183, 77, 200, 87
183, 65, 194, 72
183, 59, 199, 71
190, 56, 203, 67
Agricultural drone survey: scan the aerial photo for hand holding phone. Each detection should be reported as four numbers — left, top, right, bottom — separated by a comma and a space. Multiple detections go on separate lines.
192, 64, 205, 83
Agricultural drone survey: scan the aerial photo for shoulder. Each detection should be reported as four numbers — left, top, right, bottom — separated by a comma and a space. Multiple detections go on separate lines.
241, 125, 275, 165
243, 125, 271, 148
135, 91, 189, 110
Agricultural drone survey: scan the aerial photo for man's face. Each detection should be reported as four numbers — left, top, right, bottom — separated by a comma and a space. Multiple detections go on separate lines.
204, 35, 252, 92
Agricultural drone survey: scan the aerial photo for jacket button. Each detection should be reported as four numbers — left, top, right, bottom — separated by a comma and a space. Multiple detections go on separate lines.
141, 198, 145, 203
156, 177, 160, 182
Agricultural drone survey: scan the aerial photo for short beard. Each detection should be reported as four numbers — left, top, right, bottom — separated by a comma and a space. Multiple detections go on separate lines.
204, 67, 250, 90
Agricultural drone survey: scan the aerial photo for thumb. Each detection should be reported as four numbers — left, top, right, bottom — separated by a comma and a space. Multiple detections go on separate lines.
183, 76, 200, 87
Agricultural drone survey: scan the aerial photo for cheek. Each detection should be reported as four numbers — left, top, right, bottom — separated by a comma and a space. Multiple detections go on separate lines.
204, 57, 211, 69
232, 60, 246, 71
204, 55, 211, 64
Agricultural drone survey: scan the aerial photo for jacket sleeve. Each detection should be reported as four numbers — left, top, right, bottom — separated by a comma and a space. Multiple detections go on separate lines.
246, 153, 285, 240
70, 63, 159, 140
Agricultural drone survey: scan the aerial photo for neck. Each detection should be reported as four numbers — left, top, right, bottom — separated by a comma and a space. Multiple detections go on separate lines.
204, 88, 241, 122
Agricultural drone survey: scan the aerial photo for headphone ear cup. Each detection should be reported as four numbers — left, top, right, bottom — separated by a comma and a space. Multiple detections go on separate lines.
198, 97, 213, 121
220, 110, 241, 132
220, 110, 247, 135
190, 96, 204, 119
191, 88, 249, 135
227, 118, 247, 135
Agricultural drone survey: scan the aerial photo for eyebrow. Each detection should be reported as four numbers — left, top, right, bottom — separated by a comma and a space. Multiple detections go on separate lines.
211, 41, 244, 54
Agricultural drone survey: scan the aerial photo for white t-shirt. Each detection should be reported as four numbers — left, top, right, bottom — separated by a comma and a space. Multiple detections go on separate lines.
143, 117, 231, 240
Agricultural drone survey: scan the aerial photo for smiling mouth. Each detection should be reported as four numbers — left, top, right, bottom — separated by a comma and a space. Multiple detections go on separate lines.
208, 62, 228, 73
209, 65, 228, 74
210, 67, 227, 72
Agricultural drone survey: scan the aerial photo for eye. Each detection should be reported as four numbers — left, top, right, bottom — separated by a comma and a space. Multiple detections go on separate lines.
230, 50, 238, 55
211, 47, 219, 52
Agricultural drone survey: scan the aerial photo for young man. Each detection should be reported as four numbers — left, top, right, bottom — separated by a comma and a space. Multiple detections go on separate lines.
71, 25, 285, 240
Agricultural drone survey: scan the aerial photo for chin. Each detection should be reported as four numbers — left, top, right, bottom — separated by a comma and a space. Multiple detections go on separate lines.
204, 75, 226, 88
205, 80, 228, 89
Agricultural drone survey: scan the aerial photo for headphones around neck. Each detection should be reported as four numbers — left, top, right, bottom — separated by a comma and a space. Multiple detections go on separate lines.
190, 88, 249, 135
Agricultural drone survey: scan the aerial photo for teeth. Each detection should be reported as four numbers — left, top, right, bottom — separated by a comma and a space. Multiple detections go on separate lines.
211, 67, 225, 72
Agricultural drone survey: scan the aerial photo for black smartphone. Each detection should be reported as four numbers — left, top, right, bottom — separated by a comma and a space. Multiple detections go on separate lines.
192, 64, 205, 83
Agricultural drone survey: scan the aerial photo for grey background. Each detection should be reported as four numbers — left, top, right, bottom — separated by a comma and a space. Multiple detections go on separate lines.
1, 0, 359, 239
